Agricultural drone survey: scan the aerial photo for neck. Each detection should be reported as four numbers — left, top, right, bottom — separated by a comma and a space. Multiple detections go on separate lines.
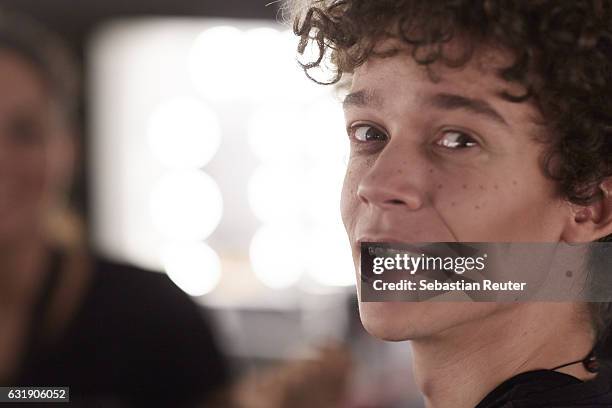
411, 303, 595, 408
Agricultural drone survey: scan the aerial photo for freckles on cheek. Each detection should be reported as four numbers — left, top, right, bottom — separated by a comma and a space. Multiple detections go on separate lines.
427, 167, 537, 239
438, 176, 525, 217
433, 180, 503, 214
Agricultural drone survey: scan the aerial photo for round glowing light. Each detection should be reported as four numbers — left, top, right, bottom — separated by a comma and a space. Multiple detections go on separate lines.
162, 241, 221, 296
304, 162, 347, 224
247, 106, 304, 163
249, 224, 306, 289
300, 99, 349, 163
148, 98, 221, 169
307, 225, 355, 287
244, 27, 279, 47
189, 26, 244, 101
150, 170, 223, 240
242, 28, 285, 98
248, 165, 306, 223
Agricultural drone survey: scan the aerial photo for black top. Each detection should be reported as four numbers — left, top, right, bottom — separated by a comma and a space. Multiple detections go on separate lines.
477, 364, 612, 407
12, 254, 230, 407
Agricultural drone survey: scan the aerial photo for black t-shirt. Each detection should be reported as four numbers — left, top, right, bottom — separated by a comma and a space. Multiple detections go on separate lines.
477, 364, 612, 407
12, 255, 230, 407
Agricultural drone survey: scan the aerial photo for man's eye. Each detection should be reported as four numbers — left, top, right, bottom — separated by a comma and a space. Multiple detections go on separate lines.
350, 125, 387, 142
435, 130, 478, 149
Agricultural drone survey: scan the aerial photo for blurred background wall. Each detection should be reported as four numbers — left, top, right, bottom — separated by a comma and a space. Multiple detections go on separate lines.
0, 1, 423, 405
0, 0, 284, 221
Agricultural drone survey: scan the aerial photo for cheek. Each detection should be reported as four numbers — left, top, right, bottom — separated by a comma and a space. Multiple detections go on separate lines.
21, 151, 52, 195
0, 144, 51, 239
340, 161, 362, 233
3, 144, 55, 209
431, 172, 563, 241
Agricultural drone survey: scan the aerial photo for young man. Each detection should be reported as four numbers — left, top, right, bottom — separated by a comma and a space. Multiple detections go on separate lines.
291, 1, 612, 406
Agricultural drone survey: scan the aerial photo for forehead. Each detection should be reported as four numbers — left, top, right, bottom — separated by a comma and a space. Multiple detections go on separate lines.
348, 40, 542, 128
0, 50, 47, 108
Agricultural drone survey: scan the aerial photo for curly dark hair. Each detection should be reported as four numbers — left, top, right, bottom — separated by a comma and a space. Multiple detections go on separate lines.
292, 0, 612, 207
290, 0, 612, 355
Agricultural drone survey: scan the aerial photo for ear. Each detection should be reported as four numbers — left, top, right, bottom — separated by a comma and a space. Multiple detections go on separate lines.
561, 178, 612, 243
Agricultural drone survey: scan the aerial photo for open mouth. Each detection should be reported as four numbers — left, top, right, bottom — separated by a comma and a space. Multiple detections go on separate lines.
358, 241, 485, 285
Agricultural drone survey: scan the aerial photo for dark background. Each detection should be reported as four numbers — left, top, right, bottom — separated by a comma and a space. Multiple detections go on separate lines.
0, 0, 280, 222
0, 0, 279, 51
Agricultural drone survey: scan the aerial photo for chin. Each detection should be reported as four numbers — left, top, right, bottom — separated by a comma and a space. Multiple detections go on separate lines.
358, 301, 502, 341
358, 301, 428, 341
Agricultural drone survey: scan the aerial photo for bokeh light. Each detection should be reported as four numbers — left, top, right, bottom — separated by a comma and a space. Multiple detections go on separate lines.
247, 105, 305, 163
249, 224, 307, 289
299, 99, 348, 163
303, 163, 346, 225
148, 97, 221, 169
189, 26, 244, 101
307, 225, 355, 287
242, 28, 286, 99
162, 241, 221, 296
248, 165, 307, 223
150, 170, 223, 240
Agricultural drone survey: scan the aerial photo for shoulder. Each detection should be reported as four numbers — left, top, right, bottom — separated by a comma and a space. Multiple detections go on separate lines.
89, 257, 199, 315
477, 366, 612, 407
93, 257, 180, 297
80, 256, 219, 345
83, 256, 231, 395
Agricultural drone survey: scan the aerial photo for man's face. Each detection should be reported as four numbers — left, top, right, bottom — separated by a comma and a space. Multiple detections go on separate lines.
341, 42, 571, 341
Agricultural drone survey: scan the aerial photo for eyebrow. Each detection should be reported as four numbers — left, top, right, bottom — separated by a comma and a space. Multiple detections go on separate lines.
343, 89, 509, 127
342, 89, 383, 110
427, 93, 509, 127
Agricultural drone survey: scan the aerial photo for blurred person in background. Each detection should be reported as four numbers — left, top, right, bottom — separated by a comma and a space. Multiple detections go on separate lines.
0, 8, 229, 407
204, 296, 420, 408
290, 0, 612, 407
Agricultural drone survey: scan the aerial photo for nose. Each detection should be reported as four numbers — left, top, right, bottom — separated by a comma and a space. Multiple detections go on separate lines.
356, 147, 425, 211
